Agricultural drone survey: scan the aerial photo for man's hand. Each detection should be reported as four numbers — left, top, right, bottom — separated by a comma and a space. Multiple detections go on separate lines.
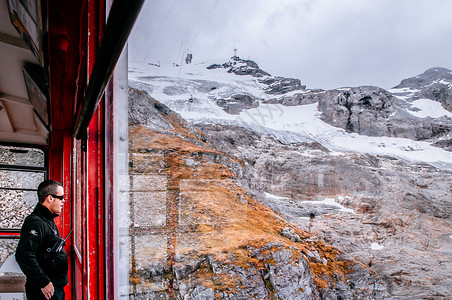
41, 282, 54, 300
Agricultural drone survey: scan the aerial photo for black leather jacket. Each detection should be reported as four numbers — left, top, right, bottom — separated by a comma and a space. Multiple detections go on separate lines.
15, 203, 68, 290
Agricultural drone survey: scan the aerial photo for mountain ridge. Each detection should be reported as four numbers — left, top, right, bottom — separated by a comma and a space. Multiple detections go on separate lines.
393, 67, 452, 89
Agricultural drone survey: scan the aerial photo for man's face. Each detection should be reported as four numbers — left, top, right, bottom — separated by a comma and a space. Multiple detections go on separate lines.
49, 185, 65, 215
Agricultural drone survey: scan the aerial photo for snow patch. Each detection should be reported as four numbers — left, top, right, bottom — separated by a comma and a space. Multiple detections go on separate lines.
408, 99, 452, 119
299, 197, 355, 214
439, 79, 452, 86
264, 192, 289, 200
371, 242, 384, 250
389, 87, 419, 94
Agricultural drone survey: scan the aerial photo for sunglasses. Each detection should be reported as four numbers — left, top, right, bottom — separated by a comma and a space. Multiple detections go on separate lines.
49, 194, 64, 200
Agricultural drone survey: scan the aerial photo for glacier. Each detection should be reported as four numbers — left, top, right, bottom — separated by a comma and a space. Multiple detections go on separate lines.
129, 59, 452, 170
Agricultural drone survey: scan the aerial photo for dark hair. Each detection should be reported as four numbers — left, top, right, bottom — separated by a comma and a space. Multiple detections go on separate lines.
37, 180, 63, 203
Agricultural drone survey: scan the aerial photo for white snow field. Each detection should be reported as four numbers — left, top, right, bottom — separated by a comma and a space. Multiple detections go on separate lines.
129, 60, 452, 170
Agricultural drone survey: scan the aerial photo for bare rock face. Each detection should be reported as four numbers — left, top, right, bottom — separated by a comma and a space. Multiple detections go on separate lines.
128, 88, 178, 133
216, 94, 259, 115
258, 76, 306, 95
263, 89, 325, 106
318, 86, 395, 135
198, 123, 452, 299
127, 61, 452, 299
313, 86, 452, 140
175, 243, 321, 300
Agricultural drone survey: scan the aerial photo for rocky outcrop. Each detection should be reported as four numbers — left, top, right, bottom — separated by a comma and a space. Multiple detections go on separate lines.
312, 86, 452, 140
207, 56, 270, 78
258, 76, 306, 95
216, 94, 259, 115
206, 56, 308, 114
259, 84, 452, 141
263, 89, 325, 106
318, 86, 395, 135
207, 56, 305, 95
136, 243, 322, 299
393, 67, 452, 111
417, 82, 452, 111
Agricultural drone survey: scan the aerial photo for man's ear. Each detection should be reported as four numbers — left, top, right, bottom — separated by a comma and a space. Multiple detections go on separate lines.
43, 195, 52, 204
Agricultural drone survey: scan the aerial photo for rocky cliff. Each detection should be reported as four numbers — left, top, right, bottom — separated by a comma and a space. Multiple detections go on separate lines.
317, 86, 452, 141
199, 123, 452, 299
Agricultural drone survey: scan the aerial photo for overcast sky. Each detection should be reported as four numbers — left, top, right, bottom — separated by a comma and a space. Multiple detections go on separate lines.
129, 0, 452, 90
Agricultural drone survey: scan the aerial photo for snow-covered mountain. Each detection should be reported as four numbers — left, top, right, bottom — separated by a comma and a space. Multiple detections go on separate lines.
128, 57, 452, 299
391, 67, 452, 112
129, 57, 452, 170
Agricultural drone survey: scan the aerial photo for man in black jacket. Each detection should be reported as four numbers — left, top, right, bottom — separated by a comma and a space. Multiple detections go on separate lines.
16, 180, 68, 300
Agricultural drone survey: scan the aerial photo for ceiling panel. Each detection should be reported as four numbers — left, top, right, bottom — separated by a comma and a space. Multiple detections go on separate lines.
0, 0, 48, 145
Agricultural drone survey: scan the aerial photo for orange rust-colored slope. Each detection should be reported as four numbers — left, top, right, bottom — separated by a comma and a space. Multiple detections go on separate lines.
129, 123, 367, 292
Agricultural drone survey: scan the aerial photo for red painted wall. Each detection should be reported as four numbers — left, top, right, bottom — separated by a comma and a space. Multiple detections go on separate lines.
47, 0, 106, 299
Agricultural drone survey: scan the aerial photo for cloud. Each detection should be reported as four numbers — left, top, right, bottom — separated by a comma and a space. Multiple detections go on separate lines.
129, 0, 452, 89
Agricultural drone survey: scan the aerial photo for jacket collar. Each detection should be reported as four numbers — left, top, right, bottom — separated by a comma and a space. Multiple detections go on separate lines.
34, 203, 58, 221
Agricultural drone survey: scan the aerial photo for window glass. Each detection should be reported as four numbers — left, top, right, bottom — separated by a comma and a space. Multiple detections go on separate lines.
0, 190, 40, 229
122, 1, 452, 299
0, 146, 44, 167
0, 170, 44, 190
0, 145, 45, 231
